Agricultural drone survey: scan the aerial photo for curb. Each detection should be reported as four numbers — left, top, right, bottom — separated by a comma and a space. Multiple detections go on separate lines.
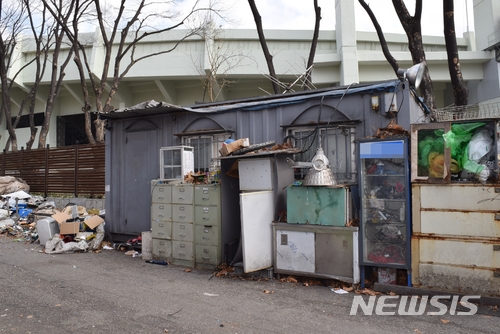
374, 283, 500, 308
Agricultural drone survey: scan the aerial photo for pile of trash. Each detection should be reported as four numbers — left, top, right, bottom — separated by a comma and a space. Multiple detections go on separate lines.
0, 177, 106, 254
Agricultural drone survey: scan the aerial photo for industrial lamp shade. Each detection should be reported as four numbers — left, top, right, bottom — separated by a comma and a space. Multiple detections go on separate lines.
397, 62, 425, 89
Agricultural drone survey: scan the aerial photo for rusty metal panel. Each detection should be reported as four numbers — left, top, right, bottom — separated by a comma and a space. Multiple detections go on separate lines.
419, 264, 500, 295
420, 185, 500, 211
419, 239, 500, 268
420, 211, 500, 238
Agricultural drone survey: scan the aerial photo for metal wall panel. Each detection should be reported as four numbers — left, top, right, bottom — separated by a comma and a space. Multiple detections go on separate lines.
412, 184, 500, 294
420, 185, 500, 211
421, 211, 500, 238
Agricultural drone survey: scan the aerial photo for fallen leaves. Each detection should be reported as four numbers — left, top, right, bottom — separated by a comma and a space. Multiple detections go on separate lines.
184, 268, 192, 273
354, 288, 380, 296
263, 289, 274, 294
440, 319, 450, 324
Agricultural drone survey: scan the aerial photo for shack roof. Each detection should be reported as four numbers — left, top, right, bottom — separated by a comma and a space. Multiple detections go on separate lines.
103, 80, 401, 120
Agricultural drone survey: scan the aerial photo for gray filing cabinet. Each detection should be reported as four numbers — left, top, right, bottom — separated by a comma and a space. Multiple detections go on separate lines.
171, 184, 195, 267
151, 180, 172, 260
151, 182, 222, 269
194, 184, 222, 269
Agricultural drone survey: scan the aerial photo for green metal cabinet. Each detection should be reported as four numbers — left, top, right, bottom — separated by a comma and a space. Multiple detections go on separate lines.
286, 185, 350, 226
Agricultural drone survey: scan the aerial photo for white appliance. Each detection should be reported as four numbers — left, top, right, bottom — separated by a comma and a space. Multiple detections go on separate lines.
240, 190, 274, 273
37, 217, 60, 245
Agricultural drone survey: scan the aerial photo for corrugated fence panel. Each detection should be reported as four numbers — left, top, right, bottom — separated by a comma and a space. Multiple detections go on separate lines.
0, 144, 104, 197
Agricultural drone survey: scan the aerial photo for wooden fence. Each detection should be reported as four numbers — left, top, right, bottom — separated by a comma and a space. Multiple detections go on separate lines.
0, 144, 105, 197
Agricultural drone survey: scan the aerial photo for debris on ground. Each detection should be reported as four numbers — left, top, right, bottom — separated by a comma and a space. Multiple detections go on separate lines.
0, 188, 107, 254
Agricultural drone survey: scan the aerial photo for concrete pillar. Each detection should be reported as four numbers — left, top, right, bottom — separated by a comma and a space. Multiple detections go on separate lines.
335, 0, 359, 85
473, 0, 500, 51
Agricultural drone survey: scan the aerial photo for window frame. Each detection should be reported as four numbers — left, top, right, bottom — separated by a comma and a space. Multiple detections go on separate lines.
181, 132, 232, 172
287, 124, 357, 183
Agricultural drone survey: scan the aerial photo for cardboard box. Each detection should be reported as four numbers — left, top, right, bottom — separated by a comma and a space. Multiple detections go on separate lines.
51, 212, 81, 235
59, 221, 81, 235
84, 215, 104, 229
51, 212, 71, 224
219, 138, 250, 157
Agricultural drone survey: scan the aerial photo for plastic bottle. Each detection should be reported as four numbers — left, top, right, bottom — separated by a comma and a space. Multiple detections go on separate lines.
209, 164, 215, 183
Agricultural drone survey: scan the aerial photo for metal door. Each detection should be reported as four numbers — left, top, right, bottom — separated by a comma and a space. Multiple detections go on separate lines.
240, 190, 274, 273
121, 129, 158, 235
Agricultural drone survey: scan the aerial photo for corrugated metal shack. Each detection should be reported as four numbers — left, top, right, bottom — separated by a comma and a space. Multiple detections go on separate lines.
103, 80, 424, 256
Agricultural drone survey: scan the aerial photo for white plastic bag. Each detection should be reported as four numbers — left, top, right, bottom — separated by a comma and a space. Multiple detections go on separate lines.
468, 129, 493, 162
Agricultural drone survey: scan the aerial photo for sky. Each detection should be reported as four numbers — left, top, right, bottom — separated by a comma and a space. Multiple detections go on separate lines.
216, 0, 475, 38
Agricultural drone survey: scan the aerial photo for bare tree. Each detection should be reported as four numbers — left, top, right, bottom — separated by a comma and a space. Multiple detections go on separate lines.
1, 0, 75, 151
360, 0, 469, 108
248, 0, 322, 94
0, 0, 29, 151
193, 18, 253, 102
247, 0, 280, 94
304, 0, 321, 91
43, 0, 224, 144
443, 0, 468, 106
359, 0, 436, 110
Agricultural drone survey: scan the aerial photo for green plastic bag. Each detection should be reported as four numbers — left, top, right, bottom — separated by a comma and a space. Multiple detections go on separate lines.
442, 122, 486, 170
418, 130, 444, 167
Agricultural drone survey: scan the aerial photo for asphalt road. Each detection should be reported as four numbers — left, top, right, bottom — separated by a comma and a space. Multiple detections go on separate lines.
1, 234, 499, 334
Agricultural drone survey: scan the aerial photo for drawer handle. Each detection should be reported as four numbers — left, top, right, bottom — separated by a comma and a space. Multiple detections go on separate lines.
203, 236, 209, 240
179, 197, 185, 200
159, 232, 164, 235
179, 233, 186, 237
158, 196, 164, 199
179, 215, 186, 219
180, 244, 185, 248
203, 249, 209, 253
158, 214, 165, 217
203, 225, 212, 228
202, 217, 209, 220
202, 257, 210, 260
202, 197, 209, 200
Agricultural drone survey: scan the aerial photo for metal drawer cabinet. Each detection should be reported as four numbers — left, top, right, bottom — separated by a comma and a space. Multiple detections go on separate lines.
195, 225, 219, 246
194, 186, 221, 206
151, 221, 172, 239
172, 222, 194, 242
172, 185, 194, 204
172, 241, 194, 260
194, 206, 220, 227
151, 182, 172, 204
152, 238, 172, 260
172, 204, 194, 223
151, 203, 172, 222
195, 245, 219, 267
